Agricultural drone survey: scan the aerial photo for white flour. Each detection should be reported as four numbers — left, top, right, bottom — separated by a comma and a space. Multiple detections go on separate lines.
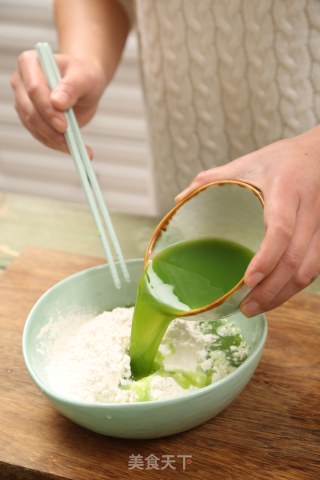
40, 307, 249, 404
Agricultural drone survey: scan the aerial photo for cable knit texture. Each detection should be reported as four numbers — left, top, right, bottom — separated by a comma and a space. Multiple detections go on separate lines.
130, 0, 320, 213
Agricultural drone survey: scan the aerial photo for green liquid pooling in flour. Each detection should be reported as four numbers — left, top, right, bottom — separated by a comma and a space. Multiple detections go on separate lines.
129, 238, 254, 380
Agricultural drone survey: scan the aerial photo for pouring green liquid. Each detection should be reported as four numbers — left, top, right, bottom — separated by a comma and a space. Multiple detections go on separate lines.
129, 238, 254, 380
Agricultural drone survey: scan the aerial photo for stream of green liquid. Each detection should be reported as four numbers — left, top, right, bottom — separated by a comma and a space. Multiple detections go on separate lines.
129, 238, 254, 380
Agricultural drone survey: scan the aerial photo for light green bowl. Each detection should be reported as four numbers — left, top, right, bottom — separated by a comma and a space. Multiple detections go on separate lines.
23, 259, 267, 439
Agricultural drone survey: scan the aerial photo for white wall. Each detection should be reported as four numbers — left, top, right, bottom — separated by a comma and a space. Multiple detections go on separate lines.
0, 0, 157, 215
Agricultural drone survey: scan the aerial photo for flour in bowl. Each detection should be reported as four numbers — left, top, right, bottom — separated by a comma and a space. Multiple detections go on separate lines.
42, 307, 249, 403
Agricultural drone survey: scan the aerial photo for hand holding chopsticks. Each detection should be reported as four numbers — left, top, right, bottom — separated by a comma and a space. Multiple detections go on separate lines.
35, 42, 130, 289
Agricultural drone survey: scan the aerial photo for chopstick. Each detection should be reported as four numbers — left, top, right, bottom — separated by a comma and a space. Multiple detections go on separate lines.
35, 42, 130, 289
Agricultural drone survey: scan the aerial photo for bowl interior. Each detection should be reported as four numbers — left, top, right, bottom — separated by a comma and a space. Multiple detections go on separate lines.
24, 259, 143, 387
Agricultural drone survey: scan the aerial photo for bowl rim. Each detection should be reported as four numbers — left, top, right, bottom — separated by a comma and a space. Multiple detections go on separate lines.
22, 259, 268, 409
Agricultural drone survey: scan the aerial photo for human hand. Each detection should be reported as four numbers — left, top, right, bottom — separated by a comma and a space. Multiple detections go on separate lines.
11, 50, 107, 157
176, 127, 320, 316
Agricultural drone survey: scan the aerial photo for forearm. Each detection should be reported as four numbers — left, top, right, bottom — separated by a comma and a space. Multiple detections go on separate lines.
54, 0, 130, 86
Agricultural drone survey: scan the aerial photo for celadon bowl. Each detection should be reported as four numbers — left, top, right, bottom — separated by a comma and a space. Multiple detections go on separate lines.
23, 259, 267, 439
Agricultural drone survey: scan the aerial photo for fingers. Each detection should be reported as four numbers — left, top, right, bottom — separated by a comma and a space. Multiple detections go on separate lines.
241, 227, 320, 315
175, 174, 207, 203
265, 228, 320, 309
17, 51, 67, 133
12, 70, 68, 152
175, 163, 243, 203
241, 205, 318, 317
12, 50, 95, 156
244, 182, 300, 289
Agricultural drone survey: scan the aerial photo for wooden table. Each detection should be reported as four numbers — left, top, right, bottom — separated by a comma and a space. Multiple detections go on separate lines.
0, 192, 159, 274
1, 247, 319, 480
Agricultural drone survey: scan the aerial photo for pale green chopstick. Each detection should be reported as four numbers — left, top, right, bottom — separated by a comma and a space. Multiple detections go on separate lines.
35, 42, 130, 289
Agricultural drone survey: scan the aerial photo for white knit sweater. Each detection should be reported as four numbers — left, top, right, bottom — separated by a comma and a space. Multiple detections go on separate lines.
122, 0, 320, 212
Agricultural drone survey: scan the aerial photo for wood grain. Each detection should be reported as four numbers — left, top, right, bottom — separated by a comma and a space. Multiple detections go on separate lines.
0, 247, 319, 480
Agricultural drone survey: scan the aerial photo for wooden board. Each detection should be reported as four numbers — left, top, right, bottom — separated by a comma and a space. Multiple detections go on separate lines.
0, 247, 319, 480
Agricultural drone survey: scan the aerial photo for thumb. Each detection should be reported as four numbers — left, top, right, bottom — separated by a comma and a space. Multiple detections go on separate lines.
175, 164, 238, 203
50, 63, 85, 110
174, 151, 261, 204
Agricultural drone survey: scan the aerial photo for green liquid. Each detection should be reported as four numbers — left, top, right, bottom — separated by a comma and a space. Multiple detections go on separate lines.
129, 238, 254, 380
